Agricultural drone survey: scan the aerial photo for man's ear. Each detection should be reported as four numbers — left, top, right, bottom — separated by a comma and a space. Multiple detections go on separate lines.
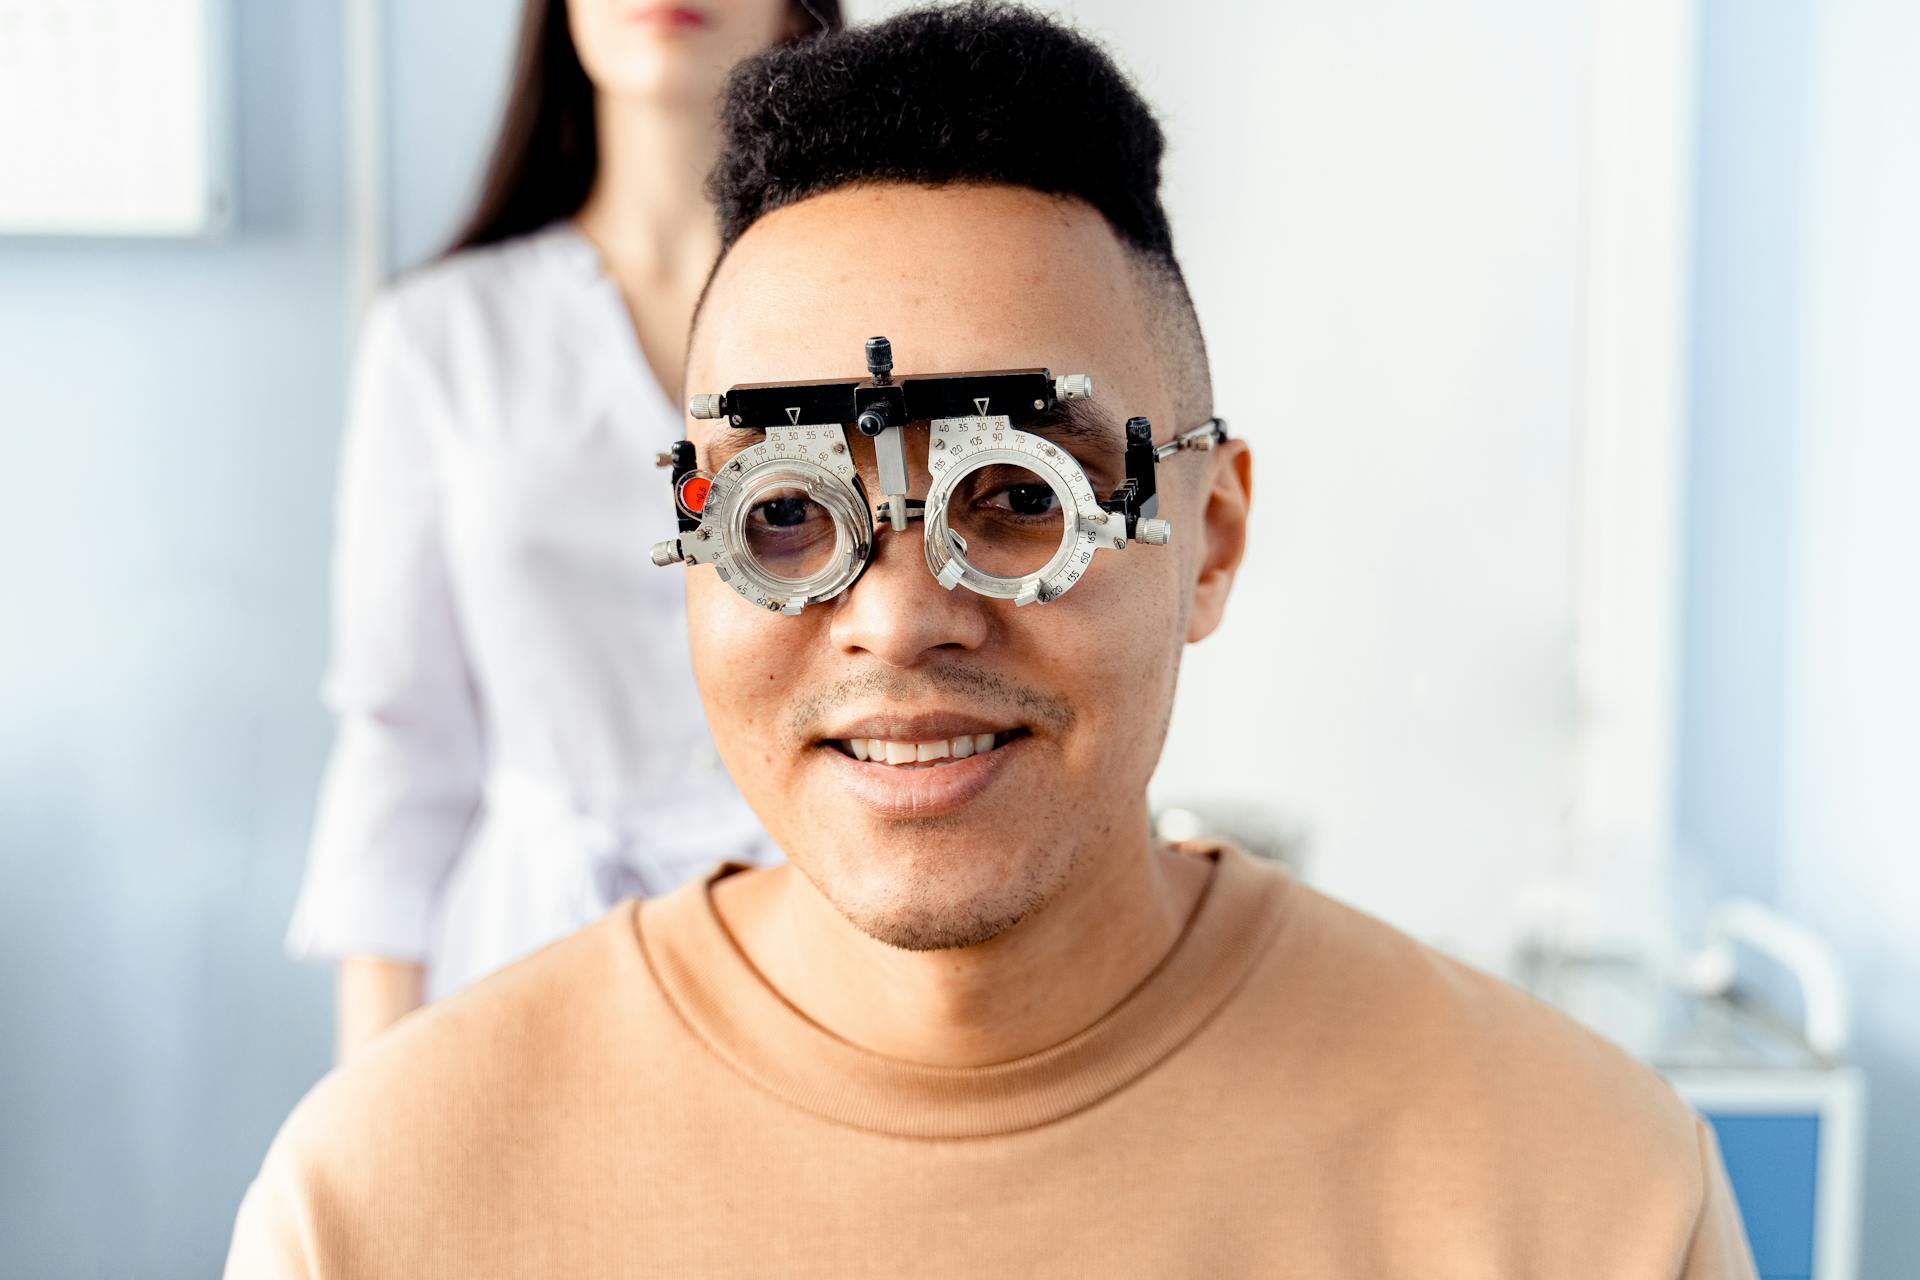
1184, 438, 1253, 644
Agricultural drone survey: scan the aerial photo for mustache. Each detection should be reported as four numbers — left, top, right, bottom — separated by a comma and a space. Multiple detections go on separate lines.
784, 665, 1077, 744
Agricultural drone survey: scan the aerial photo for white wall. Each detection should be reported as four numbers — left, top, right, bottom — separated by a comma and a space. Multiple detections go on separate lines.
1685, 1, 1920, 1272
0, 7, 344, 1273
383, 0, 522, 269
1777, 2, 1920, 1272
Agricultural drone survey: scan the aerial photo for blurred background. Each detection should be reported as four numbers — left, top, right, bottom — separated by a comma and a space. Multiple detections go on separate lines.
0, 0, 1913, 1275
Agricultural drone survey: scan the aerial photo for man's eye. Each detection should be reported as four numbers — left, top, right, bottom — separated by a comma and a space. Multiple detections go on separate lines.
751, 496, 817, 528
983, 484, 1058, 517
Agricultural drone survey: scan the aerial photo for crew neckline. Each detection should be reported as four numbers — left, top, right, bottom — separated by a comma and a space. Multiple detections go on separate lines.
634, 843, 1291, 1138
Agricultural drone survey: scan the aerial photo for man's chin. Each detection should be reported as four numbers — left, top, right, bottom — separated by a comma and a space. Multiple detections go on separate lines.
801, 839, 1080, 953
848, 903, 1029, 953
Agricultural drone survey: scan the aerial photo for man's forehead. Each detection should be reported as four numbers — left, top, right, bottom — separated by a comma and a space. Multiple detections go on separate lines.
686, 185, 1148, 397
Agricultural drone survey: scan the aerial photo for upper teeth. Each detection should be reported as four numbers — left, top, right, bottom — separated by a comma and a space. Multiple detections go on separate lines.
847, 734, 999, 764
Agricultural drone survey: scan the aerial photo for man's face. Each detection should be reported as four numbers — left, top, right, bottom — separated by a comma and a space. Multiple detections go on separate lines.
684, 184, 1222, 950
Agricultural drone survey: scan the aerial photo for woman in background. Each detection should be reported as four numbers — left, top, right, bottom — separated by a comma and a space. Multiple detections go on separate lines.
289, 0, 843, 1058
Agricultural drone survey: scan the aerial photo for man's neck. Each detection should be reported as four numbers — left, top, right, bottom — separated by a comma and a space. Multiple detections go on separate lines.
711, 822, 1214, 1068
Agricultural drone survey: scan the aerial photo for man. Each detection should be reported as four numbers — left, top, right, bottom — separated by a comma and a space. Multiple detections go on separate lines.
229, 5, 1755, 1276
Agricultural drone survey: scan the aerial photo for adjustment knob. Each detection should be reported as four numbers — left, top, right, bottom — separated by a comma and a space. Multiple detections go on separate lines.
1056, 373, 1093, 401
865, 335, 894, 384
687, 393, 725, 419
1136, 518, 1171, 546
649, 538, 684, 567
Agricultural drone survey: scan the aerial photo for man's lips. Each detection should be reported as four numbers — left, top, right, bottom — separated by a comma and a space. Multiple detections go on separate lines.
804, 709, 1032, 815
815, 732, 1028, 817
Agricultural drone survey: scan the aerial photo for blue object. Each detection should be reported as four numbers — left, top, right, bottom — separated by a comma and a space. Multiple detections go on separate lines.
1704, 1111, 1819, 1280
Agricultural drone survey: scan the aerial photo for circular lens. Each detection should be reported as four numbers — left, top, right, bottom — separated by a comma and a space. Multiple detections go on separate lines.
943, 461, 1069, 580
740, 482, 840, 582
720, 455, 872, 608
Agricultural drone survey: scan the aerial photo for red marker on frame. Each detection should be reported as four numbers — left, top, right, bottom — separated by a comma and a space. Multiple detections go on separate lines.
676, 472, 714, 516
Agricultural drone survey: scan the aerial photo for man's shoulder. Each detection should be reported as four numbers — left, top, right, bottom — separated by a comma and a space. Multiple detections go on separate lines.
230, 905, 696, 1274
268, 905, 666, 1182
1177, 860, 1747, 1274
1242, 876, 1706, 1180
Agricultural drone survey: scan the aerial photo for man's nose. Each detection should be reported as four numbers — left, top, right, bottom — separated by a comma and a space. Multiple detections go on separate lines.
827, 519, 992, 665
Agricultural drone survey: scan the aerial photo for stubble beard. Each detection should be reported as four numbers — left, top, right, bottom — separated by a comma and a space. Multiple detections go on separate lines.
810, 819, 1085, 953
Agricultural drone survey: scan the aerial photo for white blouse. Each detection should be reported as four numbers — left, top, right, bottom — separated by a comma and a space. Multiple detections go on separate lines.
287, 222, 772, 999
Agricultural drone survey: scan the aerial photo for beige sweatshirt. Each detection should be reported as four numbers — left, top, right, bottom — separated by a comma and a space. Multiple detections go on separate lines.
227, 846, 1756, 1277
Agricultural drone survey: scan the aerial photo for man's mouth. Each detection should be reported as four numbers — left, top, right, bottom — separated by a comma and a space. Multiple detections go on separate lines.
814, 715, 1032, 815
828, 729, 1029, 767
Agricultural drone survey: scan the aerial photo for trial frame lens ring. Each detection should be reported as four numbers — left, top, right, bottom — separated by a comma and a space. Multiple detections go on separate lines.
722, 456, 871, 604
923, 446, 1082, 600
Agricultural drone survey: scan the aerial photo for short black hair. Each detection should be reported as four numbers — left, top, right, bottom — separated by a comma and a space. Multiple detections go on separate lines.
710, 1, 1174, 262
701, 1, 1212, 422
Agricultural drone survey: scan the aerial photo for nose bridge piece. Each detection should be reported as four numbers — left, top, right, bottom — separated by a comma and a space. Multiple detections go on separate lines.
872, 425, 914, 530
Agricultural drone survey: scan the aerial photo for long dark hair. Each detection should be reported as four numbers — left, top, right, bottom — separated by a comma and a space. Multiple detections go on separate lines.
446, 0, 844, 256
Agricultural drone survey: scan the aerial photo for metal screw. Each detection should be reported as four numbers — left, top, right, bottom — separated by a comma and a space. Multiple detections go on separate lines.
731, 414, 742, 426
696, 528, 710, 540
1112, 537, 1125, 549
832, 442, 846, 454
933, 438, 945, 449
1033, 398, 1045, 410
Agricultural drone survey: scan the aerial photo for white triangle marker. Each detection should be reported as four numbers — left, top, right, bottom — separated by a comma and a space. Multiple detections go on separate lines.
973, 397, 990, 416
786, 406, 802, 424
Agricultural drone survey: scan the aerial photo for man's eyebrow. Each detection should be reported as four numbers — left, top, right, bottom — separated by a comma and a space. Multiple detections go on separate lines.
697, 396, 1124, 463
1023, 397, 1125, 454
704, 426, 762, 465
